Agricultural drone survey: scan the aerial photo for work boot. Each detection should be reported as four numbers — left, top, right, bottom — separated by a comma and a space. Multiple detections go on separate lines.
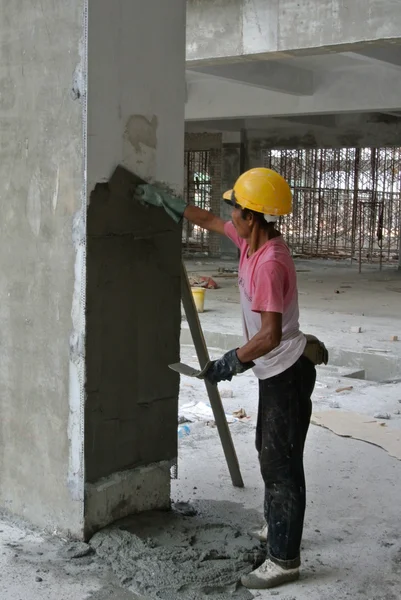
241, 558, 299, 590
250, 523, 268, 542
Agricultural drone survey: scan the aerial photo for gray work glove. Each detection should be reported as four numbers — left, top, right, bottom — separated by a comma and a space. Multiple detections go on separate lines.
205, 349, 255, 386
134, 183, 187, 224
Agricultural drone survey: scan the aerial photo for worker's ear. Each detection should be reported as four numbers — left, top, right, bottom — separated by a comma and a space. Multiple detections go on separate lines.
247, 211, 256, 227
242, 208, 253, 224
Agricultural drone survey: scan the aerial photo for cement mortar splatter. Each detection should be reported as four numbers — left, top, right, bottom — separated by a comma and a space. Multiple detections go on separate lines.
125, 115, 158, 153
90, 502, 264, 600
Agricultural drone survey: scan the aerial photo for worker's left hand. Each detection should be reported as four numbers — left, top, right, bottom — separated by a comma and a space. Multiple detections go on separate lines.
204, 349, 254, 385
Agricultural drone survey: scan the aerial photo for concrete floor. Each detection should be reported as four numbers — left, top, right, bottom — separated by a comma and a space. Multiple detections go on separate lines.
184, 257, 401, 356
1, 258, 401, 599
178, 257, 401, 599
174, 402, 401, 600
0, 520, 144, 600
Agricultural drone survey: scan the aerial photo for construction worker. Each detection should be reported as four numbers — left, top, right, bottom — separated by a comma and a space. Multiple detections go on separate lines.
135, 168, 328, 590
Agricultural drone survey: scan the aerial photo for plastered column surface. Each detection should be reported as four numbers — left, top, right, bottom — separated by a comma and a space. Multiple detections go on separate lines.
84, 0, 186, 536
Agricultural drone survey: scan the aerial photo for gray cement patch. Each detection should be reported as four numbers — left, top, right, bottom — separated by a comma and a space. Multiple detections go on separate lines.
86, 584, 144, 600
90, 501, 264, 600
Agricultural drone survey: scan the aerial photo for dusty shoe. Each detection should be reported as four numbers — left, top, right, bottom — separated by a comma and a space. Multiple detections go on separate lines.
250, 523, 268, 542
241, 558, 299, 590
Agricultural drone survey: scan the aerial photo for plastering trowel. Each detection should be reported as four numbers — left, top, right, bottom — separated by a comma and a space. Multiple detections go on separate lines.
169, 361, 212, 379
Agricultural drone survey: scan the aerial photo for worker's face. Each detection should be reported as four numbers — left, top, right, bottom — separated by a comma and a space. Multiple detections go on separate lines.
231, 207, 251, 239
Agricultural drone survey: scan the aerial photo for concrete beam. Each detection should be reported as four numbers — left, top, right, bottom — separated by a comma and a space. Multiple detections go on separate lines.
186, 116, 337, 133
185, 66, 401, 121
353, 47, 401, 68
186, 119, 246, 133
189, 61, 314, 96
271, 115, 338, 129
187, 0, 401, 63
185, 113, 401, 149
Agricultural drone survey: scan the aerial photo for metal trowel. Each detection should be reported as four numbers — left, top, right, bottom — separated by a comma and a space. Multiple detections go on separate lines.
169, 361, 212, 379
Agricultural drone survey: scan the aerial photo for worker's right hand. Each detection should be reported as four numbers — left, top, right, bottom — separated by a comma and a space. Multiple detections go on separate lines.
204, 349, 254, 386
134, 183, 187, 224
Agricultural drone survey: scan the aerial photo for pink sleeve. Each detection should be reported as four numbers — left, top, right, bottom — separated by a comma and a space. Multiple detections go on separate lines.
224, 221, 242, 249
252, 261, 286, 314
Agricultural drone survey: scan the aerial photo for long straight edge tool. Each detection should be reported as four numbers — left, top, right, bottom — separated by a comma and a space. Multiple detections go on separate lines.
178, 261, 244, 488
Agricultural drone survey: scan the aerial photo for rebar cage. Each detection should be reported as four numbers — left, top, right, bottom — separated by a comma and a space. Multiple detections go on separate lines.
262, 148, 401, 269
183, 150, 212, 252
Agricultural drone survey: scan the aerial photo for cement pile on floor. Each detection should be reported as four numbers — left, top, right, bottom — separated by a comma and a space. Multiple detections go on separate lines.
90, 504, 263, 600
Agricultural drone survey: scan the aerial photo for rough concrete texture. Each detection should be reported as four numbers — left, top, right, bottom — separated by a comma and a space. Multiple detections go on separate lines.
186, 0, 401, 62
0, 0, 86, 534
91, 504, 264, 600
0, 518, 143, 600
84, 462, 172, 539
84, 0, 186, 533
87, 0, 186, 194
85, 167, 181, 533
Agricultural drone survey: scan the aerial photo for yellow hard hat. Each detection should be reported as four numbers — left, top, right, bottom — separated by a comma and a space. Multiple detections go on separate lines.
223, 168, 292, 216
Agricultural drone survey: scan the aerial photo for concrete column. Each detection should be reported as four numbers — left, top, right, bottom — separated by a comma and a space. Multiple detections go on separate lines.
184, 133, 222, 256
220, 133, 242, 258
0, 0, 186, 539
209, 147, 223, 257
84, 0, 186, 537
0, 0, 86, 536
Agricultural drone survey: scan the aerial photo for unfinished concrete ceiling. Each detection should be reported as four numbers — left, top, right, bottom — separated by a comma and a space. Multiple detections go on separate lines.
185, 43, 401, 123
185, 0, 401, 135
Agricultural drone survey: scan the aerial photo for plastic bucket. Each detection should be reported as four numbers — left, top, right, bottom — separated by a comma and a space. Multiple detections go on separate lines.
191, 287, 206, 313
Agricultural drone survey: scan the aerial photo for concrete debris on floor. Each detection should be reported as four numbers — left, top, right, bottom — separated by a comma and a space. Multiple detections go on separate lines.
0, 520, 143, 600
91, 503, 264, 600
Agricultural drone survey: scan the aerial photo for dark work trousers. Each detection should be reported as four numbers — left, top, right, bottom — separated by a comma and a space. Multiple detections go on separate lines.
255, 355, 316, 569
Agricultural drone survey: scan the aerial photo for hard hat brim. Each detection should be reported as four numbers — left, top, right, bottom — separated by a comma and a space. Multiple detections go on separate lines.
224, 168, 292, 216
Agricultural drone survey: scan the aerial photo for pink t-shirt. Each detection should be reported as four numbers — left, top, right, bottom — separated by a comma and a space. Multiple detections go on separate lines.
224, 222, 306, 380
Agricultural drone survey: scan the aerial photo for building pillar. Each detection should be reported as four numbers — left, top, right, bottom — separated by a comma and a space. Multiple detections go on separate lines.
220, 133, 242, 258
184, 133, 222, 256
84, 0, 185, 538
0, 0, 186, 539
0, 0, 86, 537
